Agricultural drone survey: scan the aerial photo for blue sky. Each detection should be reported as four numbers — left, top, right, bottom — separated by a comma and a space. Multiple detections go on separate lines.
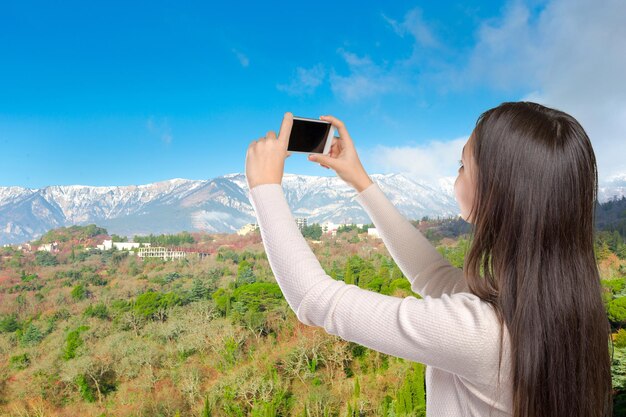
1, 0, 624, 188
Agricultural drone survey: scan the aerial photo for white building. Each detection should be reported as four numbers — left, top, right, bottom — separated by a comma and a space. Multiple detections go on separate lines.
37, 242, 59, 252
18, 243, 32, 252
96, 239, 151, 251
295, 217, 307, 230
137, 246, 187, 260
237, 223, 259, 236
367, 227, 381, 238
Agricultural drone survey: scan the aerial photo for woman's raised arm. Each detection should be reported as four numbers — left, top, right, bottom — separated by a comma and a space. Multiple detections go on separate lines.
247, 182, 494, 381
354, 181, 469, 297
304, 114, 468, 298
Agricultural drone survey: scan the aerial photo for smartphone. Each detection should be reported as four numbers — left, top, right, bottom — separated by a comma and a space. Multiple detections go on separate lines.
286, 116, 334, 155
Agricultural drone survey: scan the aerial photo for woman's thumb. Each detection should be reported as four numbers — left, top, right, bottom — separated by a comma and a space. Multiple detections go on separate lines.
308, 154, 331, 166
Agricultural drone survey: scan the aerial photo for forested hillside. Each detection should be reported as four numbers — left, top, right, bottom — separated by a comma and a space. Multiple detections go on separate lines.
1, 211, 625, 416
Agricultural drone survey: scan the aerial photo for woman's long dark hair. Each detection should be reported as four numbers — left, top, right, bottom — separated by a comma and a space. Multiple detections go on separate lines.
463, 101, 613, 417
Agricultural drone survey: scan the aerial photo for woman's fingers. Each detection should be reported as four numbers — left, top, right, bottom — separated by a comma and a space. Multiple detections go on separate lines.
329, 136, 343, 157
321, 115, 354, 148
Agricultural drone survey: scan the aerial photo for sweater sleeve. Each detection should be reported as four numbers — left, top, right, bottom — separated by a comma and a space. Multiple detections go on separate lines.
248, 182, 492, 380
354, 181, 469, 298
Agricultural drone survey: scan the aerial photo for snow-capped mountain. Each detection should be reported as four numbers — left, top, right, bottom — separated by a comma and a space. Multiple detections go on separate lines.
599, 173, 626, 202
0, 173, 461, 245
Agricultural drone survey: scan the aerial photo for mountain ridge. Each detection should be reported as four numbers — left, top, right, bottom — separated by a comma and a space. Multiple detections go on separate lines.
2, 171, 624, 245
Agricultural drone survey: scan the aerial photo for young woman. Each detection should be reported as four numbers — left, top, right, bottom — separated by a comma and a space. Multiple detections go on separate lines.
245, 102, 613, 417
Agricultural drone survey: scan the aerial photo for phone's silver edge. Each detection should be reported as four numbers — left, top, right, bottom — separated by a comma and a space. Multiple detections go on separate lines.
288, 150, 331, 155
293, 115, 331, 124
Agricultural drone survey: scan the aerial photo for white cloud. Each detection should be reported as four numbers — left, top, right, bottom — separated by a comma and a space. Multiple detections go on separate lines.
365, 136, 469, 184
328, 7, 445, 102
368, 0, 626, 183
146, 116, 173, 144
328, 48, 411, 102
381, 8, 439, 48
280, 7, 437, 103
276, 64, 326, 96
460, 0, 626, 181
283, 0, 625, 183
232, 48, 249, 67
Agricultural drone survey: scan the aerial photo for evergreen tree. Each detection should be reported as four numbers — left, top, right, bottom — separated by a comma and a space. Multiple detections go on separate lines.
393, 362, 426, 415
595, 240, 612, 261
191, 279, 208, 301
301, 223, 323, 240
237, 260, 257, 286
20, 323, 43, 346
344, 263, 354, 285
0, 314, 19, 333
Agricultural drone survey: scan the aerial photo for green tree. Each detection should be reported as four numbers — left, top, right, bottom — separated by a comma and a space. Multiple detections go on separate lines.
83, 303, 110, 320
191, 279, 208, 301
133, 231, 195, 246
344, 263, 355, 285
611, 347, 626, 393
110, 234, 128, 242
393, 362, 426, 416
302, 223, 323, 240
337, 224, 359, 234
128, 257, 141, 276
237, 260, 257, 286
231, 282, 283, 314
615, 328, 626, 348
71, 284, 88, 301
0, 314, 19, 333
602, 278, 626, 296
217, 248, 240, 264
134, 291, 164, 319
133, 290, 185, 321
63, 325, 90, 360
9, 353, 30, 370
617, 243, 626, 261
212, 288, 232, 316
35, 251, 59, 266
607, 296, 626, 326
20, 323, 44, 346
436, 238, 470, 269
595, 240, 612, 261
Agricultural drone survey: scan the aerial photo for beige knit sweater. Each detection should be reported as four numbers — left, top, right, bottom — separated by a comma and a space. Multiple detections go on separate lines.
248, 180, 513, 416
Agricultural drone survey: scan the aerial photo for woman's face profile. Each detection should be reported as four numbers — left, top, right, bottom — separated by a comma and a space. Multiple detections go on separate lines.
454, 131, 477, 224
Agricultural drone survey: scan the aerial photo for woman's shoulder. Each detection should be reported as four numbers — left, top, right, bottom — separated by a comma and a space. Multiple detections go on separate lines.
426, 291, 510, 356
425, 291, 502, 322
433, 292, 513, 385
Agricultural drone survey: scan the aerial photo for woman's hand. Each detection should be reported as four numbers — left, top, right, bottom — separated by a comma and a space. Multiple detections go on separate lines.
308, 115, 373, 193
245, 112, 293, 190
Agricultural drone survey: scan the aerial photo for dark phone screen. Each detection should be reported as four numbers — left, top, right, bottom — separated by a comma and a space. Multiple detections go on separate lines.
287, 118, 331, 153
